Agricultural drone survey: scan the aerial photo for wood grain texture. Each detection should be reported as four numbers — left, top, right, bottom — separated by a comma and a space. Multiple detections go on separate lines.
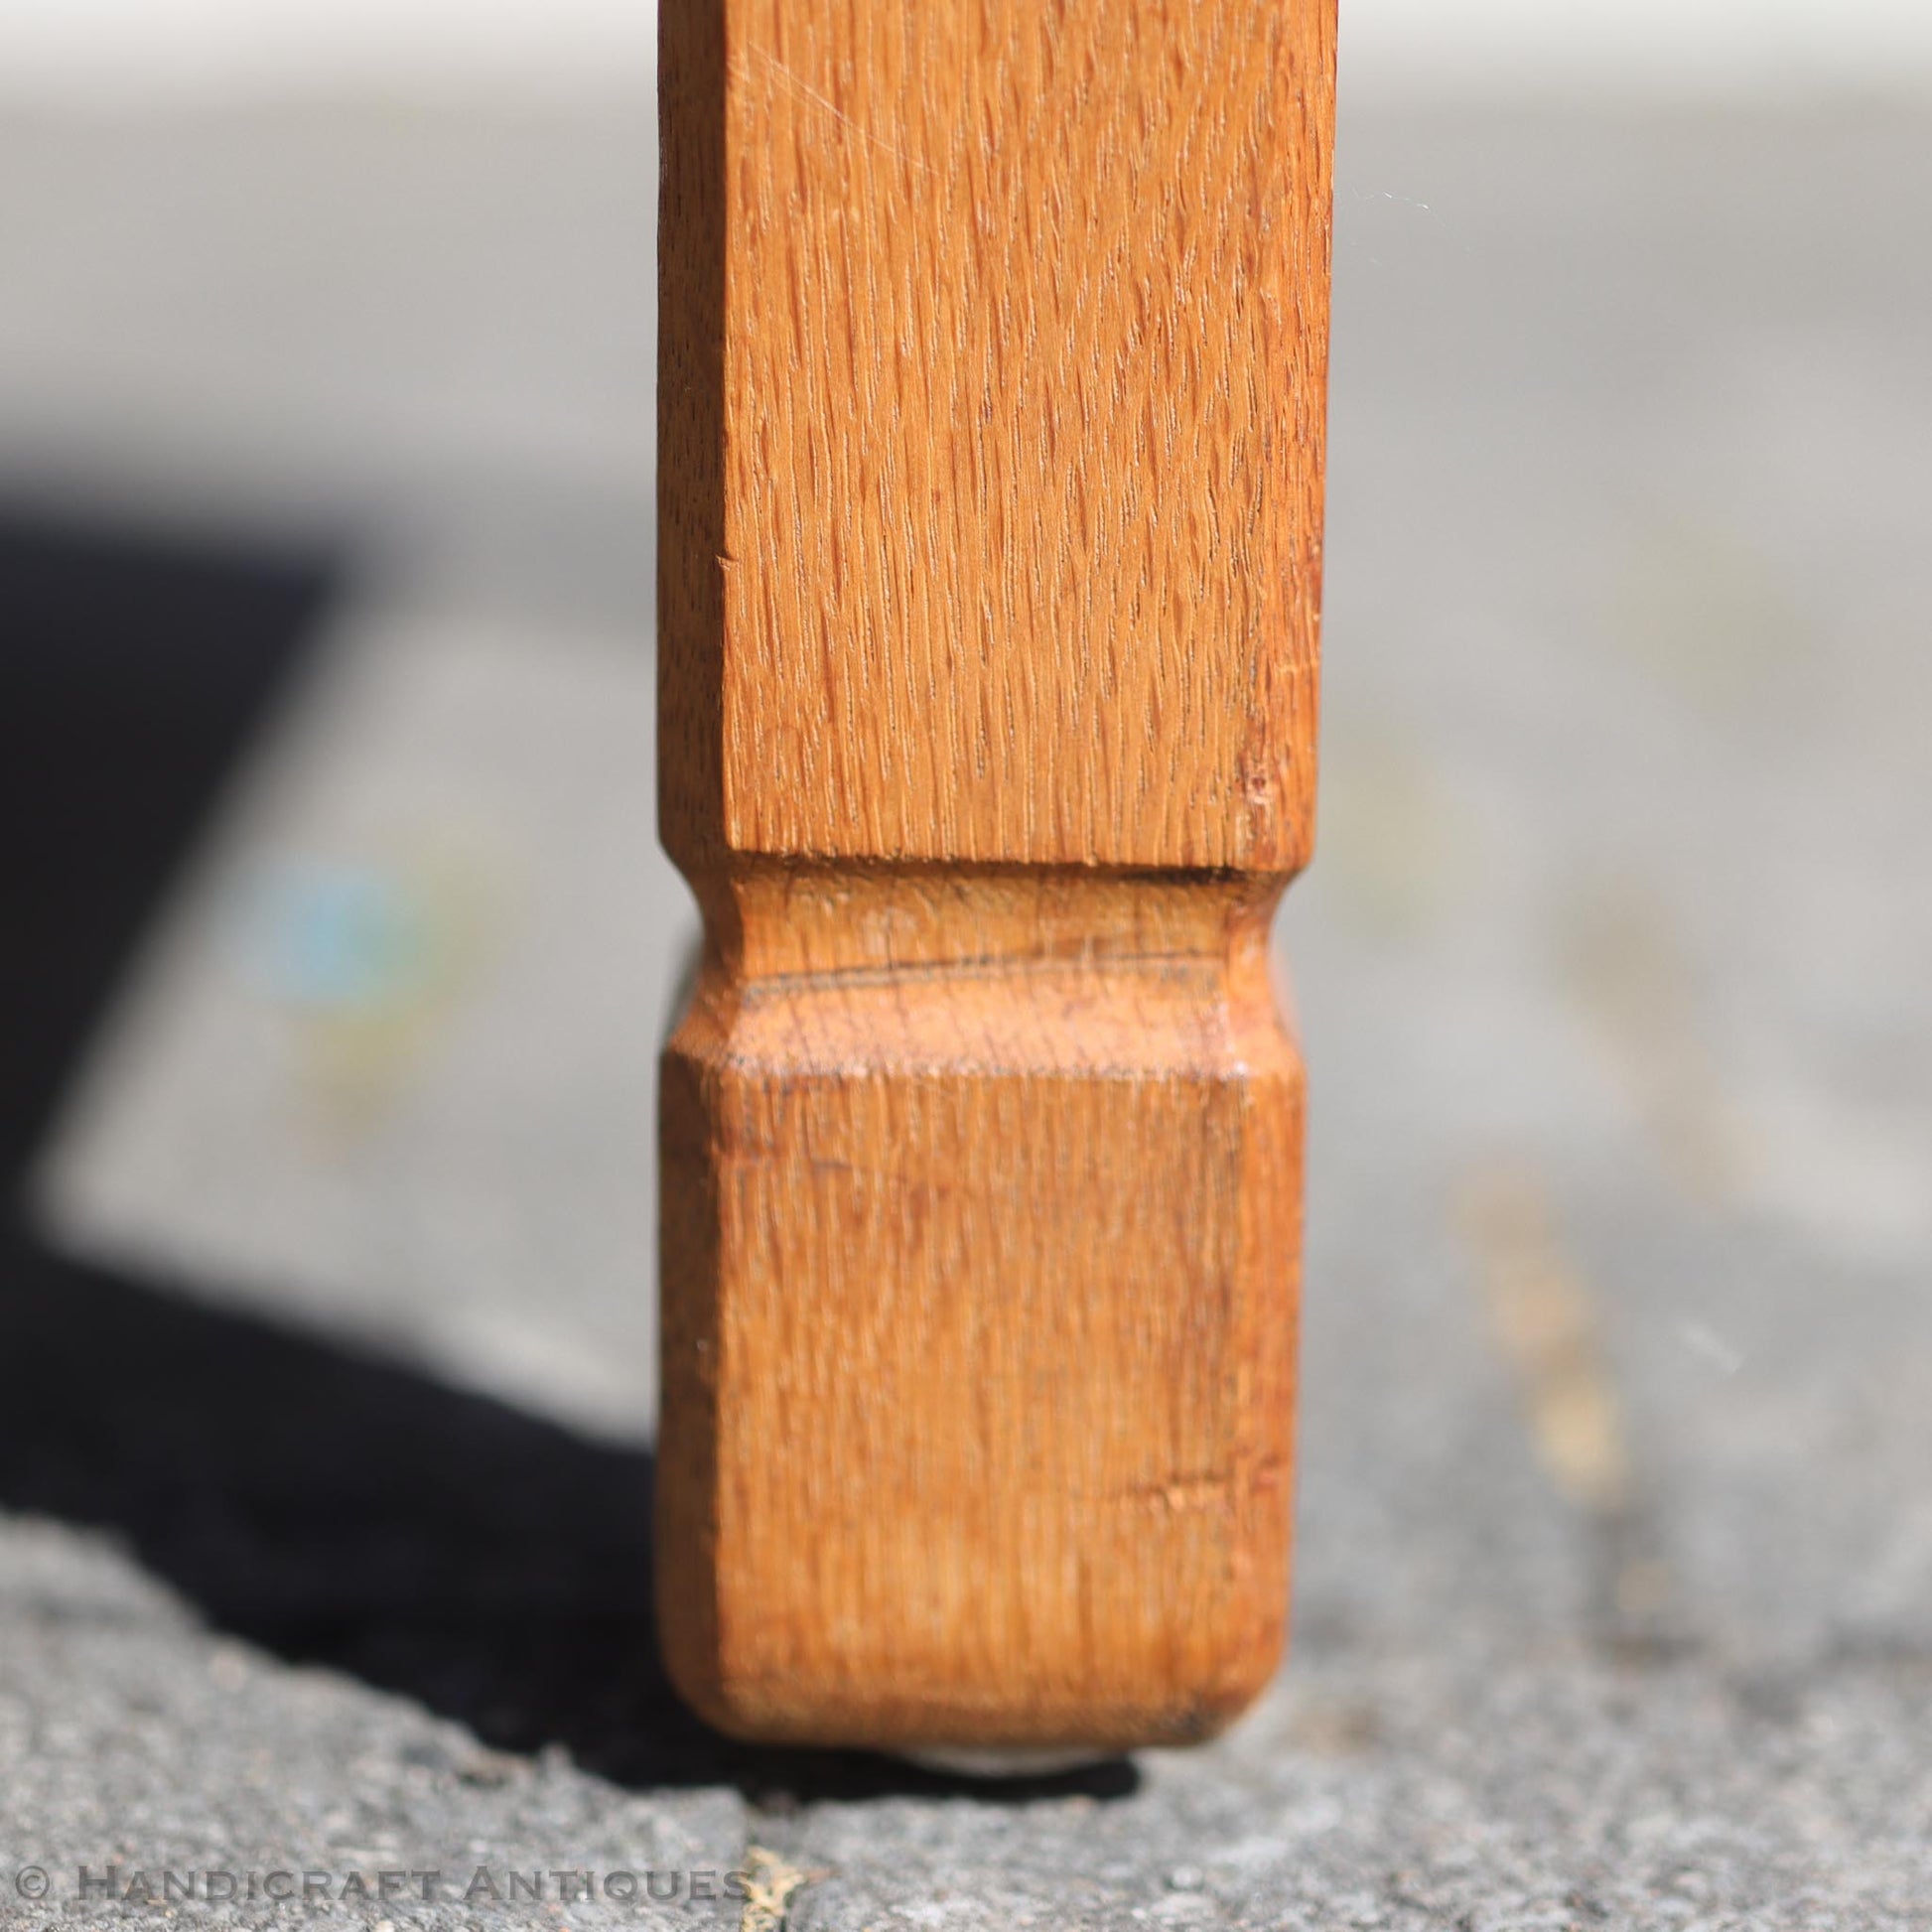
658, 0, 1334, 1750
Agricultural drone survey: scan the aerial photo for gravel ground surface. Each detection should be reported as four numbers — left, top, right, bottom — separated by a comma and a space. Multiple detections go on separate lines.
3, 98, 1930, 1928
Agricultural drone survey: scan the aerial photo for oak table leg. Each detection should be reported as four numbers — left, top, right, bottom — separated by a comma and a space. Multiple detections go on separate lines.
657, 0, 1335, 1753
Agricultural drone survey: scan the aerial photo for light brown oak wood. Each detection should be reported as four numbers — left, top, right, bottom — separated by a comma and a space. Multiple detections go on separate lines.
657, 0, 1335, 1752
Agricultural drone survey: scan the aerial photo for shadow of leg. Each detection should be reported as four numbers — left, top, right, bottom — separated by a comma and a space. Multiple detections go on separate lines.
0, 1230, 731, 1784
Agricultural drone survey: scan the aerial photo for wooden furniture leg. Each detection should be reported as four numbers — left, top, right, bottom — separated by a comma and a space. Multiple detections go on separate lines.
657, 0, 1335, 1753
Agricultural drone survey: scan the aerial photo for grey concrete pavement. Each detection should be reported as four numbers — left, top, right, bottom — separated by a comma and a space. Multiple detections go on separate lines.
3, 98, 1930, 1927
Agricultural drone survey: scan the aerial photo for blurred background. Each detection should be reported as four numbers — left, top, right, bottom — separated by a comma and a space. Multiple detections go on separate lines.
1, 0, 1930, 1873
